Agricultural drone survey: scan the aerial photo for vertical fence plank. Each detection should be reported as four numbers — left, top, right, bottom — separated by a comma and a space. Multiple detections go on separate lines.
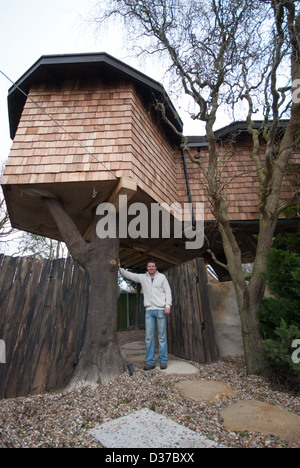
194, 258, 217, 363
44, 259, 66, 392
0, 256, 89, 399
165, 258, 217, 364
27, 259, 53, 396
18, 258, 47, 397
0, 256, 20, 399
193, 258, 218, 363
3, 257, 36, 398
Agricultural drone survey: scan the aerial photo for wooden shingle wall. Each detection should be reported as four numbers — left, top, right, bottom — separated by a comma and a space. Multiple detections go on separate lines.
2, 77, 299, 225
2, 80, 134, 186
130, 87, 185, 208
184, 137, 299, 221
2, 80, 185, 211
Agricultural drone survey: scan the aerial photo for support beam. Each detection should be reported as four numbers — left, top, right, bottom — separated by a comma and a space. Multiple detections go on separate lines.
107, 176, 137, 211
132, 245, 182, 266
83, 176, 137, 241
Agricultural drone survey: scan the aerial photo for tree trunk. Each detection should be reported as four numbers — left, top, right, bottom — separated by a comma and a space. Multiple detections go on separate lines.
239, 288, 268, 375
69, 245, 126, 389
219, 228, 265, 374
44, 198, 126, 389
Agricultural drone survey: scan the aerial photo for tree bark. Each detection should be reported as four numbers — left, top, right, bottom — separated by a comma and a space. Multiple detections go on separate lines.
217, 217, 269, 375
44, 198, 126, 389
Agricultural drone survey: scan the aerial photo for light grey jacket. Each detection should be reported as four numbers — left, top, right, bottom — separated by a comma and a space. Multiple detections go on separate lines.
119, 268, 172, 311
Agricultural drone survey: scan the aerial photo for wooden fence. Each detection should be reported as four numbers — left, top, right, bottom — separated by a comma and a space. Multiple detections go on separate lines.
0, 255, 217, 400
165, 258, 218, 364
0, 255, 89, 399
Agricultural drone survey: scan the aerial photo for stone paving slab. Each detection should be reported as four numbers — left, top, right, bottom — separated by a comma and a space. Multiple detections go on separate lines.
220, 400, 300, 445
122, 349, 145, 356
121, 343, 199, 375
122, 342, 146, 351
157, 360, 199, 376
125, 354, 147, 362
175, 380, 236, 402
89, 408, 224, 448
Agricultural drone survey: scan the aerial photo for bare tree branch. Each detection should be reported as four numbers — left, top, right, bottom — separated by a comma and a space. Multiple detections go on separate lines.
96, 0, 300, 375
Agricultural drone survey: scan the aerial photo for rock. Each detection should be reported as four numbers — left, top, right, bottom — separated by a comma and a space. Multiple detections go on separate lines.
89, 408, 224, 448
121, 343, 199, 375
175, 380, 236, 402
157, 360, 199, 376
220, 400, 300, 445
121, 342, 146, 351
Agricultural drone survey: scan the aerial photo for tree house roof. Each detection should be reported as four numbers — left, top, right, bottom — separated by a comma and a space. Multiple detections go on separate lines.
7, 52, 183, 141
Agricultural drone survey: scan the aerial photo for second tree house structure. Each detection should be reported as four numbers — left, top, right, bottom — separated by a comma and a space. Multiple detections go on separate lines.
2, 53, 299, 272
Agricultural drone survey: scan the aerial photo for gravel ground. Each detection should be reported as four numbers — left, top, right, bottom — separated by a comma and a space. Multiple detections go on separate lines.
0, 330, 299, 448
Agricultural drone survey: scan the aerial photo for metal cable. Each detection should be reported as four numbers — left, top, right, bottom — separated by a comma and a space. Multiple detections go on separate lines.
0, 69, 118, 179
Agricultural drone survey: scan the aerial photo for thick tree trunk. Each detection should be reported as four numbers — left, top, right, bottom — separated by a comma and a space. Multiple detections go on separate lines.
44, 198, 126, 389
68, 245, 126, 389
217, 220, 266, 375
239, 288, 268, 375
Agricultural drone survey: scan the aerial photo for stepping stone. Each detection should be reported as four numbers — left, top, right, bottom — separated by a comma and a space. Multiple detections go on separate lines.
121, 341, 146, 362
121, 343, 199, 375
175, 380, 236, 402
220, 400, 300, 445
122, 342, 146, 351
124, 354, 146, 362
157, 360, 199, 376
122, 354, 178, 364
122, 349, 145, 356
89, 408, 224, 448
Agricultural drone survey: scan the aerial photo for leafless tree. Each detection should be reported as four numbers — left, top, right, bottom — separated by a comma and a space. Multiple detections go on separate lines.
12, 233, 67, 259
0, 194, 15, 245
95, 0, 300, 375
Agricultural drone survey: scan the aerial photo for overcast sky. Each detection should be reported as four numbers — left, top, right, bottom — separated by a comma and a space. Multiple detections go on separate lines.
0, 0, 119, 164
0, 0, 217, 167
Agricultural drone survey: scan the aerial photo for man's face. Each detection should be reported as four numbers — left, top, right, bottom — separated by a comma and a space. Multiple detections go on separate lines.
147, 262, 157, 275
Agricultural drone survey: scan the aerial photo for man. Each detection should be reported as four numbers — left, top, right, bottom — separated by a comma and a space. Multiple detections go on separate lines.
119, 259, 172, 370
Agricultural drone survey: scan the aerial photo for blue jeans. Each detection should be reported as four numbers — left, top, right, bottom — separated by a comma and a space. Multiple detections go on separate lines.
145, 309, 168, 366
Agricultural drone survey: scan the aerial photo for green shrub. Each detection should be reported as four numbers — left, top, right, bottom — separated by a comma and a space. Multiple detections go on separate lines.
258, 247, 300, 380
261, 248, 300, 299
262, 320, 300, 378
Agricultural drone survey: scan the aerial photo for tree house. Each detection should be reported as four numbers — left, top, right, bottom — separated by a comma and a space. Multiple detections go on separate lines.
2, 53, 299, 273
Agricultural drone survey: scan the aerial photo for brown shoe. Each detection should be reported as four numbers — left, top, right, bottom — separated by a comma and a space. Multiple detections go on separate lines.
143, 364, 156, 371
160, 363, 168, 370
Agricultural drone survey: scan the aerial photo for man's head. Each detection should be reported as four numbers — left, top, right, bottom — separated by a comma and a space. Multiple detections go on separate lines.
146, 259, 157, 275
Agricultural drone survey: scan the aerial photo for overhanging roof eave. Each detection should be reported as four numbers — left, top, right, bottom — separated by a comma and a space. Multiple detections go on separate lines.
183, 119, 290, 147
7, 52, 183, 140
